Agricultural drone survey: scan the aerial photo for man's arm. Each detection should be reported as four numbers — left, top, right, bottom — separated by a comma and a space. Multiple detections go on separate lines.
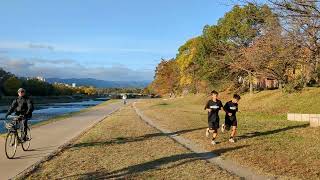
6, 99, 17, 117
26, 98, 34, 116
204, 101, 211, 112
223, 102, 232, 116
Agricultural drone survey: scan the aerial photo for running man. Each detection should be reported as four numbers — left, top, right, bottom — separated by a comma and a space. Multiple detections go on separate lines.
221, 94, 241, 143
204, 90, 223, 145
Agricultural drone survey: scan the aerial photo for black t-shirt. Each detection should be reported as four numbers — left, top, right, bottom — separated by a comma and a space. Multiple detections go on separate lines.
223, 100, 238, 120
204, 99, 223, 122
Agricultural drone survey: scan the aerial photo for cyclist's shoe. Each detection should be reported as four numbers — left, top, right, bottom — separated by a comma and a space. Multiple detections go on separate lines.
18, 138, 24, 144
23, 136, 28, 142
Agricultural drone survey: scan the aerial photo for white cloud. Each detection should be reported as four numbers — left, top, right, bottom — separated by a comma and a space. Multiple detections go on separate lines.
0, 57, 153, 81
0, 42, 54, 51
0, 41, 171, 54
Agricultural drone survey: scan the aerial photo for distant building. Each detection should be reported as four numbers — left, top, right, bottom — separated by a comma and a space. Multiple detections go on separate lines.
53, 82, 70, 87
72, 83, 76, 88
27, 76, 46, 82
36, 76, 46, 82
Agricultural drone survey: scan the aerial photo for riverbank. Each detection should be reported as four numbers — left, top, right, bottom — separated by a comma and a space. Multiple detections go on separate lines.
30, 99, 119, 128
0, 99, 125, 180
0, 99, 120, 137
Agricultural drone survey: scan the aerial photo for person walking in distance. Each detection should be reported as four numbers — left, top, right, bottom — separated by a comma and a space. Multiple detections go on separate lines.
122, 94, 127, 105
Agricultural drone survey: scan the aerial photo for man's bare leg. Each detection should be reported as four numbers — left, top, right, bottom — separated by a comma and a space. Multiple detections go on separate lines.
229, 126, 237, 143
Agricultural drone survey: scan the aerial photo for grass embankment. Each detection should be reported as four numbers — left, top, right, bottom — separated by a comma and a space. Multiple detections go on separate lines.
136, 88, 320, 179
26, 105, 238, 179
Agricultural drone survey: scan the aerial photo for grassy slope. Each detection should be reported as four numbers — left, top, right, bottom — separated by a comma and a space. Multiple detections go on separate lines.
27, 106, 238, 179
136, 88, 320, 179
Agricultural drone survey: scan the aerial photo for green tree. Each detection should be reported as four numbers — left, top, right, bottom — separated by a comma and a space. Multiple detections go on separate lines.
3, 77, 22, 96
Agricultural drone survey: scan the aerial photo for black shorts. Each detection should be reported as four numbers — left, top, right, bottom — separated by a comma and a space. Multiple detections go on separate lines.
225, 116, 237, 128
208, 119, 219, 130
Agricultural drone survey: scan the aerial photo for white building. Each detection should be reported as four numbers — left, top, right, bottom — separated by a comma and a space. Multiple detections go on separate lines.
27, 76, 46, 82
72, 83, 76, 88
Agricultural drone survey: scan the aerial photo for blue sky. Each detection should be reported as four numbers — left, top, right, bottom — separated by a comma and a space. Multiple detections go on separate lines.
0, 0, 232, 81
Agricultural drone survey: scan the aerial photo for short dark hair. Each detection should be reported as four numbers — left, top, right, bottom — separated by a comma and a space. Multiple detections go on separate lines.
211, 90, 218, 95
233, 94, 241, 100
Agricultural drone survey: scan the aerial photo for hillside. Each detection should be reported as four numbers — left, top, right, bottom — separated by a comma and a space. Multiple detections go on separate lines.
47, 78, 150, 88
185, 88, 320, 115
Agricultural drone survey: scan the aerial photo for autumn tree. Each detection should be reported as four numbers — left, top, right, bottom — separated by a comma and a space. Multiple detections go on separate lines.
215, 3, 276, 93
176, 37, 206, 93
151, 59, 180, 96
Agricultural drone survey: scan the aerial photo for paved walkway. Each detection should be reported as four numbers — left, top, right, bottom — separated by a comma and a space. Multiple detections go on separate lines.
0, 101, 126, 180
133, 102, 274, 180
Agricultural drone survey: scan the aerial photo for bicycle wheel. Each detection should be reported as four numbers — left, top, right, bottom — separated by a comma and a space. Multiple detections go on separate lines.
22, 128, 31, 151
5, 132, 17, 159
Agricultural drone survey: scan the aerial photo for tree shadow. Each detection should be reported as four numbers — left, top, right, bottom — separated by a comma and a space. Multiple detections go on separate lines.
59, 145, 248, 180
238, 124, 309, 140
69, 127, 207, 149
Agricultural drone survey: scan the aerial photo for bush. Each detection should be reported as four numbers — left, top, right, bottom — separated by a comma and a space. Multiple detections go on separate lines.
283, 78, 304, 93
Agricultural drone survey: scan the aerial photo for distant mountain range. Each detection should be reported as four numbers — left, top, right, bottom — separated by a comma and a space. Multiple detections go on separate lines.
47, 78, 150, 88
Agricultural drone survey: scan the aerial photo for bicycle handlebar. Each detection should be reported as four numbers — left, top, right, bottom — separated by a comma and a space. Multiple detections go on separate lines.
0, 115, 24, 121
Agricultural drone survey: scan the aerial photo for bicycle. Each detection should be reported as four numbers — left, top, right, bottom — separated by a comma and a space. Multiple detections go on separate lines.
1, 115, 31, 159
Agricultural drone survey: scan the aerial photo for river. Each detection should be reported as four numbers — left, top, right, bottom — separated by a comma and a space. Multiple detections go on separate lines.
0, 98, 108, 133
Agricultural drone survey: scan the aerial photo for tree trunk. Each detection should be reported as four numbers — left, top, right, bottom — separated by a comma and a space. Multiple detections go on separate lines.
248, 72, 253, 94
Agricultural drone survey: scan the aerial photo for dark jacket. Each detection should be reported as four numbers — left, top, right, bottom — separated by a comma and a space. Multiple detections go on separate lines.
6, 96, 34, 118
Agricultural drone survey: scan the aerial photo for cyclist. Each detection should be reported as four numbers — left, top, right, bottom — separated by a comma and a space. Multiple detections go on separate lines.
5, 88, 34, 141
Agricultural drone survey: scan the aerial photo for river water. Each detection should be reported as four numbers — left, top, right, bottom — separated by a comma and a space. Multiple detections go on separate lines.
0, 99, 107, 133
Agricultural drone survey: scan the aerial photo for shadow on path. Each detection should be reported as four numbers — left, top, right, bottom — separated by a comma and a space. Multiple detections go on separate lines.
69, 127, 207, 149
60, 145, 248, 179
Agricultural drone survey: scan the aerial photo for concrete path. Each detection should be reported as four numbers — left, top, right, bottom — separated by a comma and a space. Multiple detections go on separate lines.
133, 102, 274, 180
0, 100, 127, 180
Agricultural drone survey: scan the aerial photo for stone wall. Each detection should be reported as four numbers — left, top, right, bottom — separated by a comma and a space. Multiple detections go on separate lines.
288, 113, 320, 127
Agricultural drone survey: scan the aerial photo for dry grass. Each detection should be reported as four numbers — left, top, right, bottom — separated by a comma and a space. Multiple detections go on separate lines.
26, 105, 238, 180
136, 88, 320, 179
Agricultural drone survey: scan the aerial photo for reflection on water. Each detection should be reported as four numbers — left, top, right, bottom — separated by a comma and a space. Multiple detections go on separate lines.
0, 99, 105, 133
